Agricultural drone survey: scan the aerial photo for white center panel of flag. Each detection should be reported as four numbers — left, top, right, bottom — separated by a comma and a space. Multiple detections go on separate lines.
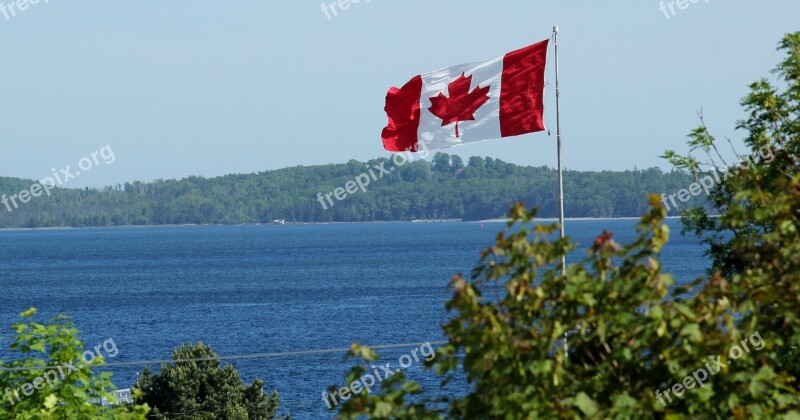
417, 56, 504, 151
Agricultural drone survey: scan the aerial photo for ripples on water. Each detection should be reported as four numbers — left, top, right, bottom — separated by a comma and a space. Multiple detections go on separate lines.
0, 219, 707, 418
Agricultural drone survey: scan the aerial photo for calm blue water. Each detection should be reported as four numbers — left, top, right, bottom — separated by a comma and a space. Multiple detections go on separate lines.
0, 219, 707, 418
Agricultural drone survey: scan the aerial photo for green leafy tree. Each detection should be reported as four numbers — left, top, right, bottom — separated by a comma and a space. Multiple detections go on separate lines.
0, 308, 149, 419
664, 33, 800, 278
133, 343, 286, 420
0, 159, 697, 227
335, 32, 800, 419
432, 153, 453, 173
450, 155, 465, 173
663, 31, 800, 388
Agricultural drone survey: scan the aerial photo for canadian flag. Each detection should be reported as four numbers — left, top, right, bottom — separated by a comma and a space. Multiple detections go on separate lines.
382, 39, 549, 153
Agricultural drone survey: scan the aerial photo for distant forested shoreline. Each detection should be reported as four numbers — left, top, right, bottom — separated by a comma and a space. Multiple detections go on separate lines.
0, 153, 704, 228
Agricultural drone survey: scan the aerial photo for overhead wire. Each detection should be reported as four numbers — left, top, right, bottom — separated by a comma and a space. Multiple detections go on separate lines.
0, 341, 448, 372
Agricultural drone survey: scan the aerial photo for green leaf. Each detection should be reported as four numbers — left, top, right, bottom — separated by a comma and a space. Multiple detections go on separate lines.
574, 392, 599, 416
673, 303, 696, 321
20, 307, 37, 318
44, 394, 58, 409
680, 324, 702, 342
651, 306, 664, 320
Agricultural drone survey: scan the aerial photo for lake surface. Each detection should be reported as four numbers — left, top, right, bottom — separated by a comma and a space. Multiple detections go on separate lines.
0, 219, 708, 418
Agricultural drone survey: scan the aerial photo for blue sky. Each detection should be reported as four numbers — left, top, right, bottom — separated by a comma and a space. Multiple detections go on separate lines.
0, 1, 798, 188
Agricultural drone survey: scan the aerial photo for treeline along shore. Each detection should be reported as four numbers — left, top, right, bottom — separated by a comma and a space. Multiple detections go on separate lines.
0, 153, 704, 228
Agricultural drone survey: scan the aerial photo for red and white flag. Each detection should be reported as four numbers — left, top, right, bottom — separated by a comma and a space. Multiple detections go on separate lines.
381, 39, 549, 153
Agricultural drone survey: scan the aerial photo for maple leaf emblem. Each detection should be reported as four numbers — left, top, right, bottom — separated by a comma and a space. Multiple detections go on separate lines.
428, 73, 491, 138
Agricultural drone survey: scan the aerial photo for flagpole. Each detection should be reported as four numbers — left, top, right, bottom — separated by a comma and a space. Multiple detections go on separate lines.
553, 26, 570, 359
553, 26, 566, 276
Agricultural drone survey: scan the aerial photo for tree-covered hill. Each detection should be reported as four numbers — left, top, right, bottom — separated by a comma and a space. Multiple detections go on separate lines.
0, 153, 701, 228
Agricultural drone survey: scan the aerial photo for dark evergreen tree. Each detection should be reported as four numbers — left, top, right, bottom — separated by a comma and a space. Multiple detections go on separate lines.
134, 343, 286, 420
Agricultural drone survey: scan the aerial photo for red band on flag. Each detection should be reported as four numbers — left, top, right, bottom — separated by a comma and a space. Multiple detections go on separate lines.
500, 39, 549, 137
381, 75, 423, 152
